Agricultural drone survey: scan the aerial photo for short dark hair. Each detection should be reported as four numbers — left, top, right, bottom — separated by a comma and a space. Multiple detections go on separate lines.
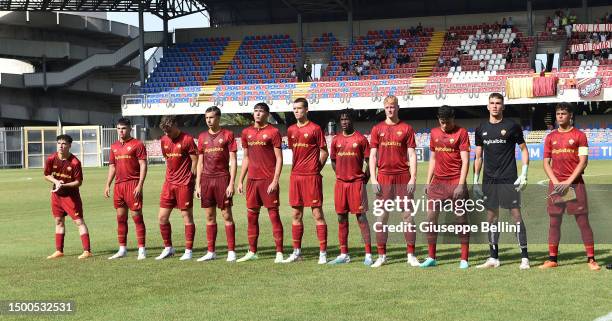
116, 117, 132, 127
205, 106, 221, 116
555, 102, 573, 113
338, 108, 354, 121
488, 92, 504, 103
254, 102, 270, 113
293, 97, 308, 109
437, 105, 455, 119
56, 134, 73, 144
159, 115, 178, 129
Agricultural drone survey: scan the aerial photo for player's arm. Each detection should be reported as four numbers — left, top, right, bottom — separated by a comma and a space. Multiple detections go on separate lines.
195, 154, 203, 199
407, 147, 417, 193
134, 159, 147, 199
319, 146, 329, 168
514, 142, 529, 191
563, 154, 588, 185
543, 157, 558, 184
226, 151, 237, 197
44, 175, 62, 192
237, 147, 249, 194
426, 151, 435, 185
369, 148, 378, 184
459, 150, 469, 185
330, 139, 337, 173
363, 157, 370, 182
268, 147, 283, 194
473, 146, 483, 183
190, 154, 198, 177
104, 164, 116, 198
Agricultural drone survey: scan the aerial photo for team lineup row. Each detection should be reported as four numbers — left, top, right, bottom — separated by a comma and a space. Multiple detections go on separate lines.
43, 94, 602, 270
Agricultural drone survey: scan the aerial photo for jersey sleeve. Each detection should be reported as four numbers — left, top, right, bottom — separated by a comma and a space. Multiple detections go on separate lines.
227, 131, 237, 152
459, 129, 471, 151
72, 159, 83, 181
287, 127, 294, 150
43, 156, 53, 176
271, 129, 282, 149
109, 147, 116, 165
513, 123, 526, 145
370, 126, 379, 148
160, 138, 168, 159
330, 136, 337, 160
474, 126, 483, 146
241, 130, 248, 149
186, 136, 197, 155
316, 126, 327, 149
429, 130, 436, 152
406, 126, 417, 149
197, 134, 205, 154
578, 131, 588, 147
135, 142, 147, 160
543, 134, 552, 158
362, 136, 371, 158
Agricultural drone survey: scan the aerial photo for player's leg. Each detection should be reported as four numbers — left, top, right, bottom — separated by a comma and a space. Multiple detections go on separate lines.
312, 206, 328, 264
509, 207, 530, 269
198, 207, 218, 261
237, 208, 260, 263
540, 214, 562, 269
179, 208, 195, 260
356, 214, 373, 265
403, 209, 420, 267
456, 210, 470, 269
477, 208, 501, 268
282, 206, 304, 263
47, 216, 65, 259
220, 206, 236, 262
108, 207, 129, 260
268, 207, 284, 263
155, 207, 176, 260
74, 218, 93, 259
371, 211, 389, 268
131, 210, 147, 260
420, 208, 439, 268
328, 213, 350, 265
574, 214, 600, 270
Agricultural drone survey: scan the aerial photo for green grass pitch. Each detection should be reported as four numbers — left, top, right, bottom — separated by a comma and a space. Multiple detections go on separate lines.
0, 161, 610, 321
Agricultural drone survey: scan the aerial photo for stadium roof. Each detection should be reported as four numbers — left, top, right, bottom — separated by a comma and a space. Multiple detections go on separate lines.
0, 0, 208, 19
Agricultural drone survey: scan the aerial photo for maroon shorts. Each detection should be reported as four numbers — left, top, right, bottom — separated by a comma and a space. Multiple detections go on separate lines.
200, 175, 232, 209
114, 180, 143, 211
426, 177, 469, 211
51, 193, 83, 221
289, 174, 323, 207
246, 178, 279, 209
334, 179, 368, 214
547, 181, 588, 216
160, 182, 194, 210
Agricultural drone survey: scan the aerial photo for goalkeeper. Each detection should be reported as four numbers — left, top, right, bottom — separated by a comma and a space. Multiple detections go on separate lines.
472, 93, 530, 270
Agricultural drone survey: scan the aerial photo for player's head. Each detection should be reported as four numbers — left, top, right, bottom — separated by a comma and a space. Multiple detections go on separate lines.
383, 95, 399, 120
159, 115, 179, 137
437, 105, 456, 133
253, 102, 270, 124
487, 92, 504, 117
56, 134, 73, 154
293, 98, 308, 122
338, 108, 355, 133
116, 117, 132, 140
555, 102, 574, 127
205, 106, 221, 130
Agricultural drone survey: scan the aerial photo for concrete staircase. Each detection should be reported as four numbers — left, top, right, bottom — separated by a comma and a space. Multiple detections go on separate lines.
197, 40, 241, 102
410, 31, 445, 95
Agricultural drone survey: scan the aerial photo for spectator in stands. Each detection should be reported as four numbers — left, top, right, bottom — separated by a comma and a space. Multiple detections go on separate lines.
450, 54, 460, 68
485, 30, 493, 43
511, 37, 521, 48
507, 17, 514, 29
600, 32, 607, 43
365, 48, 376, 60
290, 65, 297, 78
341, 61, 349, 72
565, 21, 573, 38
553, 14, 560, 34
505, 49, 513, 63
501, 17, 508, 29
398, 37, 407, 48
374, 39, 383, 50
416, 22, 423, 34
561, 14, 568, 28
569, 11, 577, 25
492, 21, 501, 32
438, 56, 445, 67
479, 59, 486, 71
362, 59, 371, 70
355, 63, 363, 76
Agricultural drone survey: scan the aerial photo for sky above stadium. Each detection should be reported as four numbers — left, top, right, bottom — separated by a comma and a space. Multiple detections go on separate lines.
107, 11, 210, 31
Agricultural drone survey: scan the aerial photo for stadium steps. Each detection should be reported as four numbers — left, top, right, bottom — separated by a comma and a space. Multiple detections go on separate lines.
410, 31, 445, 94
291, 82, 312, 100
197, 40, 242, 102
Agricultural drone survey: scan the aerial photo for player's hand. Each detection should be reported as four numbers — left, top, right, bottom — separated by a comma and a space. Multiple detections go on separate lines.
553, 180, 570, 195
371, 180, 381, 195
133, 184, 143, 200
453, 184, 466, 200
267, 180, 279, 195
195, 186, 201, 200
104, 185, 111, 198
472, 183, 484, 199
226, 184, 234, 198
513, 175, 527, 192
407, 179, 416, 195
423, 184, 429, 196
237, 182, 244, 195
52, 180, 64, 193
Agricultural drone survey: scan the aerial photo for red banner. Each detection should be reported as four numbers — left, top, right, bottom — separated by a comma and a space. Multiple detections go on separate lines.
577, 78, 603, 99
572, 24, 612, 33
571, 40, 612, 53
